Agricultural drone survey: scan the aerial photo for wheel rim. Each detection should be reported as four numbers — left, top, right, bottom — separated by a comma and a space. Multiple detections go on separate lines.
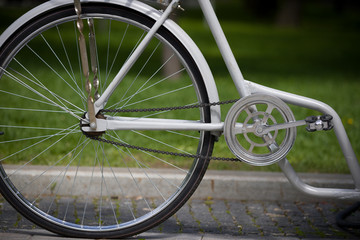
0, 5, 211, 235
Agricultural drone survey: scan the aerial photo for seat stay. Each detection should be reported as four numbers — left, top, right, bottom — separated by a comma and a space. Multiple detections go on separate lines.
94, 0, 180, 113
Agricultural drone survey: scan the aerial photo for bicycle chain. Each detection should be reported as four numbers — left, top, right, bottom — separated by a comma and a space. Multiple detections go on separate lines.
99, 99, 239, 113
73, 0, 240, 162
90, 99, 242, 162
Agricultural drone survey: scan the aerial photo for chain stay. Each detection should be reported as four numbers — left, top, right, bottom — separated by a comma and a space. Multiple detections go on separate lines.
93, 99, 241, 162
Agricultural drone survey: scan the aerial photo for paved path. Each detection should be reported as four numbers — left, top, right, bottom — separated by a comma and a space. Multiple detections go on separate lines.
1, 196, 360, 239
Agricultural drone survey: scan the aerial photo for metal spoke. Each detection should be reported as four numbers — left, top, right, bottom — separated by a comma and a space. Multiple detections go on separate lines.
46, 164, 71, 215
98, 143, 120, 225
30, 37, 86, 101
132, 68, 186, 97
108, 68, 186, 110
129, 101, 199, 120
2, 67, 83, 120
117, 146, 152, 215
0, 123, 78, 163
27, 138, 90, 204
132, 130, 193, 155
0, 89, 60, 108
106, 132, 188, 174
63, 138, 87, 222
166, 130, 200, 140
0, 124, 74, 132
104, 24, 129, 88
105, 20, 112, 80
122, 84, 193, 109
9, 64, 85, 113
56, 24, 87, 107
98, 142, 104, 227
0, 107, 82, 114
0, 131, 80, 144
108, 132, 184, 203
117, 41, 162, 109
81, 142, 100, 226
41, 33, 76, 84
99, 141, 134, 224
126, 149, 166, 201
117, 49, 178, 109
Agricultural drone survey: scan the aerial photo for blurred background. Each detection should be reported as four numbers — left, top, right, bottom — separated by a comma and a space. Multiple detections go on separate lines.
0, 0, 359, 173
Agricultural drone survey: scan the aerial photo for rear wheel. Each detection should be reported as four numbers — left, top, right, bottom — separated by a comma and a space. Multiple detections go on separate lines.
0, 3, 214, 238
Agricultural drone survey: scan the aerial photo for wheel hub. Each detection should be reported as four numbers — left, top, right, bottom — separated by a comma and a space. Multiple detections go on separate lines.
80, 112, 106, 137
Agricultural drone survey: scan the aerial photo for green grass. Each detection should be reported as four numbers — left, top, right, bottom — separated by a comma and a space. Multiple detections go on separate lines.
0, 4, 359, 173
176, 8, 360, 173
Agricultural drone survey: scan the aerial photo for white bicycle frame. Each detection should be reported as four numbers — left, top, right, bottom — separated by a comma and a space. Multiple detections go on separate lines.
0, 0, 359, 200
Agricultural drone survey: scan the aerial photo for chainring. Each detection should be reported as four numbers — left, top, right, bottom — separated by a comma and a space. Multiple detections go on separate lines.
224, 93, 297, 166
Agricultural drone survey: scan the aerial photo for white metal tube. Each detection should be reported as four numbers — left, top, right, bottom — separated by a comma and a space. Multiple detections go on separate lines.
197, 0, 250, 98
82, 118, 229, 132
278, 158, 360, 200
246, 80, 360, 189
95, 0, 179, 112
106, 120, 224, 131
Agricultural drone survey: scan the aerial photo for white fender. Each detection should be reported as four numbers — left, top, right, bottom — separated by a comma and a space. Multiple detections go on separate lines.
0, 0, 221, 127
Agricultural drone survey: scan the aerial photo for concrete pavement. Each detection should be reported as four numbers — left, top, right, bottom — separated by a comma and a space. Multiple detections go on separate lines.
1, 197, 360, 239
1, 170, 360, 239
2, 165, 356, 202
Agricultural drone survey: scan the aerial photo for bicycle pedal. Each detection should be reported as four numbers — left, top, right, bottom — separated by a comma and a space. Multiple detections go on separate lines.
305, 114, 334, 132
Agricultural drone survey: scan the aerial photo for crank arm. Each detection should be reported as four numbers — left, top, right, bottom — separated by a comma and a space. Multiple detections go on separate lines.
256, 114, 334, 135
259, 120, 306, 135
232, 120, 306, 135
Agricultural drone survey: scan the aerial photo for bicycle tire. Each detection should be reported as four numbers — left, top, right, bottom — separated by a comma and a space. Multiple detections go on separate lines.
0, 2, 215, 238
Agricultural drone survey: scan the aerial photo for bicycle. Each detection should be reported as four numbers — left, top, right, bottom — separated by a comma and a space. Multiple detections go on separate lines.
0, 0, 359, 238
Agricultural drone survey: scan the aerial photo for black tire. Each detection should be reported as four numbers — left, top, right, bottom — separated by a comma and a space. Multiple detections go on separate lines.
0, 2, 214, 238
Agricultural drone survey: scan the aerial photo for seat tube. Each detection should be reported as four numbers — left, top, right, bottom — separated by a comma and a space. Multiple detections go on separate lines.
197, 0, 250, 98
